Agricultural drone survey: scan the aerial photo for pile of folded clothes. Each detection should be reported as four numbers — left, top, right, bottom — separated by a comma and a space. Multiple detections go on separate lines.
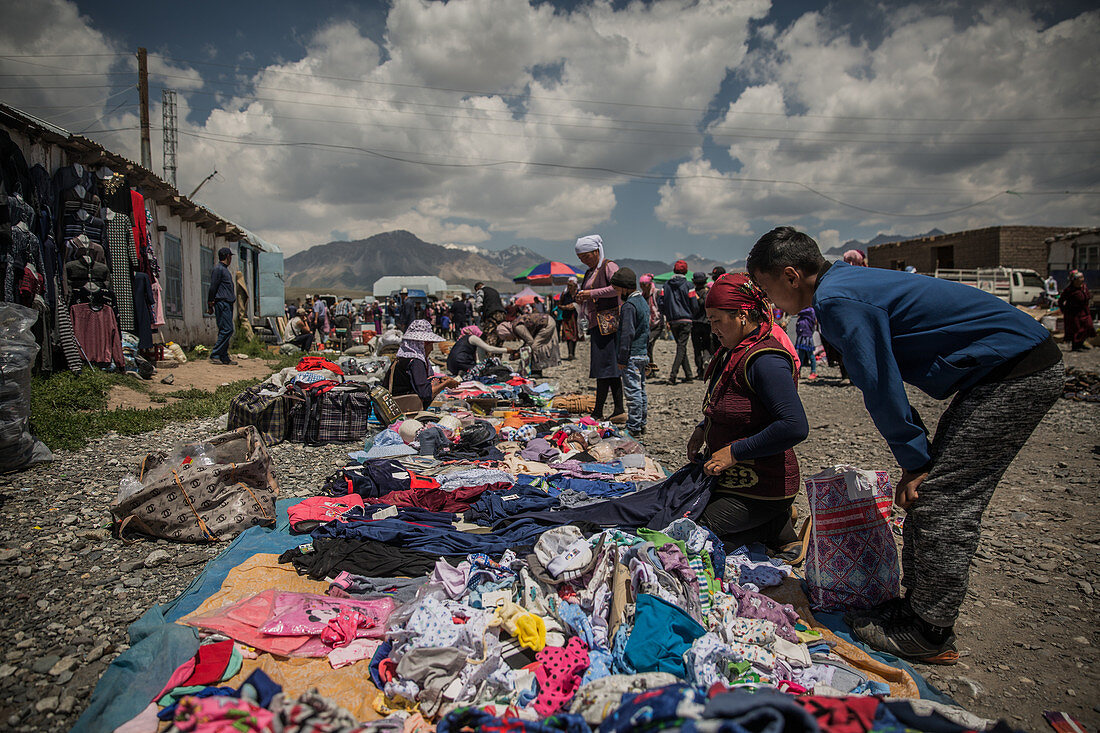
101, 402, 1012, 733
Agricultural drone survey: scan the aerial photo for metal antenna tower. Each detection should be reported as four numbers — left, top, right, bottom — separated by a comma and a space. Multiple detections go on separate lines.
162, 88, 178, 188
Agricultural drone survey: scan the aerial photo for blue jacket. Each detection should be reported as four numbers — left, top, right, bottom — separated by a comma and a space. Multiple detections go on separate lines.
207, 262, 235, 304
662, 275, 693, 322
814, 261, 1052, 471
617, 292, 650, 364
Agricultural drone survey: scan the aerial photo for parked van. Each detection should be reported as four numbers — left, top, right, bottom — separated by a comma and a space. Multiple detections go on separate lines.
933, 267, 1045, 305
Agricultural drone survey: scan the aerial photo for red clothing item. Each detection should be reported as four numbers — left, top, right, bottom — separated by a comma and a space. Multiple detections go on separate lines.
797, 696, 880, 733
70, 303, 125, 367
288, 495, 365, 533
364, 481, 510, 513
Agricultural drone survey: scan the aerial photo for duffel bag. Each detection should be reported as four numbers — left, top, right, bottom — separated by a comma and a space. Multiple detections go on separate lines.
227, 383, 288, 446
111, 426, 278, 542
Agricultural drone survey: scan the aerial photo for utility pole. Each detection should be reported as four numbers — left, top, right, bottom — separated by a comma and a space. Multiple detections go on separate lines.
137, 47, 152, 169
162, 89, 178, 188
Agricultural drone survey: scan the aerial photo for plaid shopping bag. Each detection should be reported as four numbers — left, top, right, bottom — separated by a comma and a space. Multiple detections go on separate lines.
805, 465, 900, 612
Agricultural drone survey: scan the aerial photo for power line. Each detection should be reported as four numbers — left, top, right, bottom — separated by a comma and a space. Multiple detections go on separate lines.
170, 126, 1097, 218
155, 53, 1100, 123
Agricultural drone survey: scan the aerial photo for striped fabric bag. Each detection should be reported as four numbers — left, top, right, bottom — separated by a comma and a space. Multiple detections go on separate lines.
805, 465, 900, 612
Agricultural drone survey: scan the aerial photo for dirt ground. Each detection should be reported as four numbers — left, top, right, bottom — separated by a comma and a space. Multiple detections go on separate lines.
106, 355, 276, 410
0, 337, 1095, 731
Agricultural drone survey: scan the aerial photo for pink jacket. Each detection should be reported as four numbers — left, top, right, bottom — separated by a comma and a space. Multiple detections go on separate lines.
577, 260, 620, 324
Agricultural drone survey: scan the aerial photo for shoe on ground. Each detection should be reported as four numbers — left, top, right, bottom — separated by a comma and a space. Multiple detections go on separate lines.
667, 378, 678, 386
842, 596, 909, 629
608, 413, 628, 425
219, 359, 239, 366
849, 608, 959, 665
682, 377, 695, 383
806, 373, 818, 380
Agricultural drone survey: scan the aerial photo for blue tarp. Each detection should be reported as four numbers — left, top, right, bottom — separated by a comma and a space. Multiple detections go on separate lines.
71, 499, 302, 733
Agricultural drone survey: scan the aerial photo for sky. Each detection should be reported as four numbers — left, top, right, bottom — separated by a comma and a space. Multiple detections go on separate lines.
1, 0, 1098, 261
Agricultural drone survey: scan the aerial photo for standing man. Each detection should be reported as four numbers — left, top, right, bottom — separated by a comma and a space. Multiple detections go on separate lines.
747, 226, 1063, 665
312, 294, 330, 347
206, 247, 237, 365
662, 260, 694, 384
474, 281, 507, 345
691, 271, 713, 375
397, 288, 416, 330
450, 295, 468, 335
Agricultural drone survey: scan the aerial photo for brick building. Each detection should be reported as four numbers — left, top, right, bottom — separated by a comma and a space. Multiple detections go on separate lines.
866, 225, 1078, 274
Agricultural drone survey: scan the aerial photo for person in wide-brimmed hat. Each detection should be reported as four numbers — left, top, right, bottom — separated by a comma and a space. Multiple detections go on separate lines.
386, 320, 457, 409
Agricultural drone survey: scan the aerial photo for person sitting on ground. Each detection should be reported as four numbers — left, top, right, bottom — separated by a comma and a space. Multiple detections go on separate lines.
497, 311, 561, 377
611, 267, 650, 435
1058, 270, 1095, 352
747, 226, 1064, 665
283, 312, 314, 352
386, 320, 458, 410
687, 274, 808, 559
446, 325, 511, 376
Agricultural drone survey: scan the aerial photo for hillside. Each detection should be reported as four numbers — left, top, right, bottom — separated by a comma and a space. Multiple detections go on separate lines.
284, 231, 549, 290
285, 230, 755, 291
825, 228, 945, 255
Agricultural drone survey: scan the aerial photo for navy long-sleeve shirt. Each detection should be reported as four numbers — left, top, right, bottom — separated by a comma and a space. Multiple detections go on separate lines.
207, 262, 235, 304
715, 353, 809, 461
616, 292, 650, 365
814, 261, 1054, 470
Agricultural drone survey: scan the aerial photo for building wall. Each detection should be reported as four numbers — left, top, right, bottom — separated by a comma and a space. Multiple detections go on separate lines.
150, 201, 232, 347
867, 226, 1078, 273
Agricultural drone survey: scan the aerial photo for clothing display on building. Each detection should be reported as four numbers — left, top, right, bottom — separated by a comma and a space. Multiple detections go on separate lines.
70, 302, 125, 367
1, 150, 163, 376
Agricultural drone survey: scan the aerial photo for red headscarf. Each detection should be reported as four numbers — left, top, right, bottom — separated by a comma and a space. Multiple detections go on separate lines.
702, 273, 778, 388
673, 260, 689, 274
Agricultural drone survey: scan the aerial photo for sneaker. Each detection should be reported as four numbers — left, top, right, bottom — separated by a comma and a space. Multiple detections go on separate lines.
807, 373, 818, 380
850, 611, 959, 665
843, 596, 909, 629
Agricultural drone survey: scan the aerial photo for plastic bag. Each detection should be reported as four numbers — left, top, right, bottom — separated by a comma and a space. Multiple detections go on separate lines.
0, 303, 52, 473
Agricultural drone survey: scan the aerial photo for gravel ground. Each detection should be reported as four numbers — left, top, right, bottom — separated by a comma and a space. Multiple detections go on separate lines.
0, 340, 1096, 731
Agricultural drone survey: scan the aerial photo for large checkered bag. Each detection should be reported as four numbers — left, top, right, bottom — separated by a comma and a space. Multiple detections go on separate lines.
805, 465, 900, 612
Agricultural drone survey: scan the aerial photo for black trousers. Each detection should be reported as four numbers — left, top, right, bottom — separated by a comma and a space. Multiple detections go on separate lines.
669, 322, 693, 380
698, 492, 797, 551
691, 323, 712, 375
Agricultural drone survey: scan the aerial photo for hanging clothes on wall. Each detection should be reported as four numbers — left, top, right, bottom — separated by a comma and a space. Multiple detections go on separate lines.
104, 209, 138, 332
132, 271, 155, 350
151, 276, 166, 328
97, 169, 132, 217
130, 189, 150, 274
71, 299, 124, 368
2, 192, 45, 305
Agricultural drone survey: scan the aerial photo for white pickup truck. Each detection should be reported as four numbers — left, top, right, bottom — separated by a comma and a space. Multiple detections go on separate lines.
933, 267, 1045, 305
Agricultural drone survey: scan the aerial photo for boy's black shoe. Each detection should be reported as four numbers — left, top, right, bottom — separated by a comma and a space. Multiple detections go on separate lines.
850, 609, 959, 665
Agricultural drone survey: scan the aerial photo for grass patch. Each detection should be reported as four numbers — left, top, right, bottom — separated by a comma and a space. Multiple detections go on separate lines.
31, 373, 264, 452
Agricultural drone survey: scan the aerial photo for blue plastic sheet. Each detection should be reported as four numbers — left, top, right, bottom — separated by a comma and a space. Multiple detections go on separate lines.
71, 499, 301, 733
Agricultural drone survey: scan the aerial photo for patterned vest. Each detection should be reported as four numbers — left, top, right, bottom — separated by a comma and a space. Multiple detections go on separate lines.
702, 335, 800, 500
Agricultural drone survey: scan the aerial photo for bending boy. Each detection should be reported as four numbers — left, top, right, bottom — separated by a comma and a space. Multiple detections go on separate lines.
747, 226, 1063, 664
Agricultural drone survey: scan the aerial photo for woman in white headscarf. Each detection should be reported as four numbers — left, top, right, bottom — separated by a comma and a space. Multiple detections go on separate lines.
574, 234, 626, 422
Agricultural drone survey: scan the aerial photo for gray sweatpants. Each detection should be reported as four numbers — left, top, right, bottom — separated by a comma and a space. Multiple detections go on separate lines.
904, 361, 1064, 626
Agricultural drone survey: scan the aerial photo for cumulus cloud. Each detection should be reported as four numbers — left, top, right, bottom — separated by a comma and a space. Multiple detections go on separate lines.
167, 0, 768, 252
656, 5, 1100, 238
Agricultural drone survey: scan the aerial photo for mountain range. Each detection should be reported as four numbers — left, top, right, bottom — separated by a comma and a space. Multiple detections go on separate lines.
284, 231, 751, 290
824, 229, 945, 256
